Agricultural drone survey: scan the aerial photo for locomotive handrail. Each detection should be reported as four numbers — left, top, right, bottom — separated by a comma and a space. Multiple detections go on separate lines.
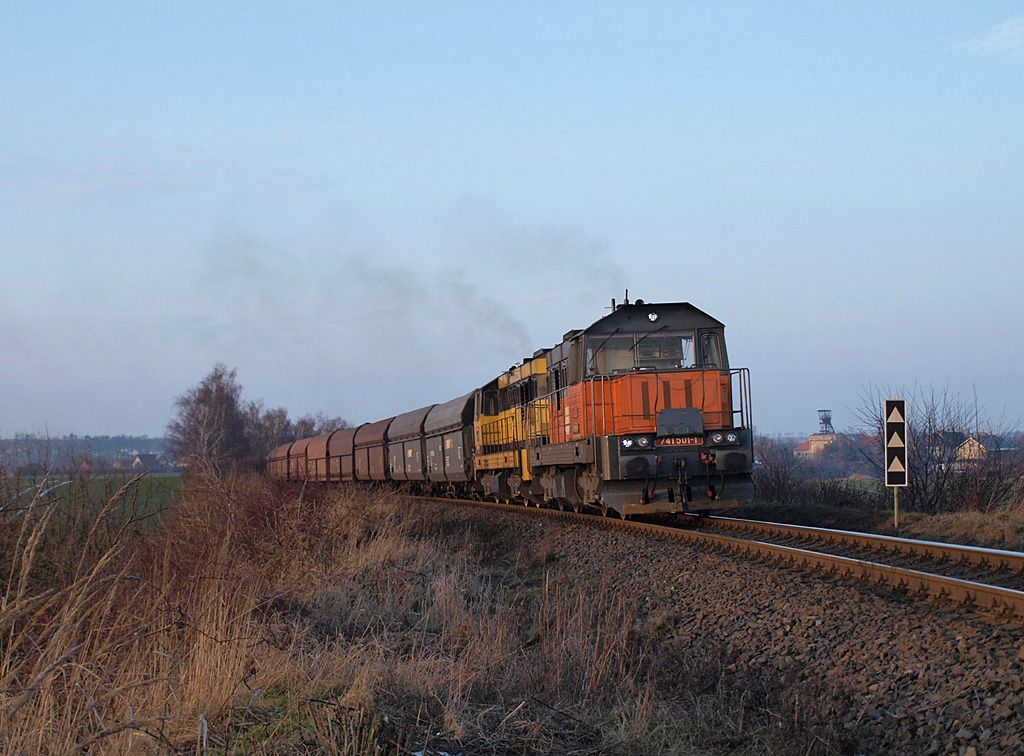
730, 367, 752, 430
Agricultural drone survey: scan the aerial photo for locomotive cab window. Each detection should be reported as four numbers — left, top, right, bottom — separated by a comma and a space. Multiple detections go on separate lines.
587, 331, 698, 374
586, 334, 636, 374
636, 332, 695, 370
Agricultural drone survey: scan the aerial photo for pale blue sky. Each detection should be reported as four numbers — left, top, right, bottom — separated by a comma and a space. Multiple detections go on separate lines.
2, 3, 1023, 436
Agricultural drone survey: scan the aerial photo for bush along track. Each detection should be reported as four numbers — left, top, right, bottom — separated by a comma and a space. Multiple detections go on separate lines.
3, 477, 846, 754
4, 476, 1022, 753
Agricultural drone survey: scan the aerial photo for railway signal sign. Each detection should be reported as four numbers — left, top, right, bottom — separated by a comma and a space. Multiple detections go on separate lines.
885, 398, 908, 529
884, 399, 908, 487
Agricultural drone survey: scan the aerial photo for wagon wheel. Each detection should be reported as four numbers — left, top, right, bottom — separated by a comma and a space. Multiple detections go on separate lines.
571, 502, 582, 513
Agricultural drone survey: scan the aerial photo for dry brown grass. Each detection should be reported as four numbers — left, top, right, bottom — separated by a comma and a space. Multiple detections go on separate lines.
901, 500, 1024, 551
1, 475, 843, 754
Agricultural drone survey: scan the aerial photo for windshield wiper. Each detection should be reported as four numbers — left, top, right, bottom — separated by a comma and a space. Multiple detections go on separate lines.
632, 324, 668, 351
586, 327, 621, 373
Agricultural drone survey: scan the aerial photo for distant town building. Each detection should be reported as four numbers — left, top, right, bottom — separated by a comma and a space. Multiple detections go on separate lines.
131, 453, 168, 473
794, 433, 837, 459
927, 431, 1017, 473
794, 409, 838, 459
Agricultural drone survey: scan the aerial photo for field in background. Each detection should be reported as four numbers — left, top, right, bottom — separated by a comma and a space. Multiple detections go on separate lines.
2, 473, 180, 525
0, 474, 839, 754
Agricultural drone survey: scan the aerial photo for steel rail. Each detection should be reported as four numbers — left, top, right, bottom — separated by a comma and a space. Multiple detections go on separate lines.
405, 495, 1024, 621
701, 515, 1024, 574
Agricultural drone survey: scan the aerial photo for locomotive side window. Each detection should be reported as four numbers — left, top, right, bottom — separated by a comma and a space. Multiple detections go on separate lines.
700, 332, 723, 369
551, 361, 568, 409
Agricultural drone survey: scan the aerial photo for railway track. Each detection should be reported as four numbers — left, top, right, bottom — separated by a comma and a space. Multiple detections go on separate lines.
694, 515, 1024, 592
406, 495, 1024, 622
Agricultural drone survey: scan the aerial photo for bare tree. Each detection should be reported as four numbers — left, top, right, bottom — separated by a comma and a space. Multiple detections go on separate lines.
168, 365, 350, 472
242, 405, 347, 462
167, 364, 250, 474
243, 401, 293, 463
753, 434, 805, 503
290, 412, 347, 440
851, 385, 1021, 513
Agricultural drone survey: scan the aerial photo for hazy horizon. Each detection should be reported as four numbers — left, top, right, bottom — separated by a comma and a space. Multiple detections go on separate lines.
3, 4, 1022, 437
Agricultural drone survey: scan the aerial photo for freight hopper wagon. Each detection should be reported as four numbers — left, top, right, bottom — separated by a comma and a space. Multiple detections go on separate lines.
270, 301, 754, 518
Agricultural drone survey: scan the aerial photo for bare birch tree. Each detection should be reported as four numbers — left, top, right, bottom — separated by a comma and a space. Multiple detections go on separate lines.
167, 364, 249, 474
851, 385, 1021, 513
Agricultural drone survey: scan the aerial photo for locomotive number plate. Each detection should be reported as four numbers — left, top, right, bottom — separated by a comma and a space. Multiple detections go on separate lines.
657, 436, 703, 447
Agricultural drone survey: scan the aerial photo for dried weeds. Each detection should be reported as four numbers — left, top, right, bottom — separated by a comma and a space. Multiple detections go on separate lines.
1, 476, 841, 754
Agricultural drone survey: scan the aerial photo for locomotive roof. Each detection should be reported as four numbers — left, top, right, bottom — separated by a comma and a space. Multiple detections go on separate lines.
581, 302, 724, 335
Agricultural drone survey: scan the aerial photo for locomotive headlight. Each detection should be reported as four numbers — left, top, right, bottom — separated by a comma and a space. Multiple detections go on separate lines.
637, 436, 651, 448
711, 432, 724, 444
621, 437, 634, 448
726, 432, 738, 443
648, 312, 658, 322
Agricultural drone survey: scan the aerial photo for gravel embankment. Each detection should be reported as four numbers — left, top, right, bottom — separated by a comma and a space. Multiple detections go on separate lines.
435, 502, 1024, 755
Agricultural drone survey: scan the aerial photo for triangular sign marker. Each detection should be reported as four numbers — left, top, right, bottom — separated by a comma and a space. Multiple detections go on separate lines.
887, 431, 904, 448
888, 456, 905, 474
887, 406, 905, 424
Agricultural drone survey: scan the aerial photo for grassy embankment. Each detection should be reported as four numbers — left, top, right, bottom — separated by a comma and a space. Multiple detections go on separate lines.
734, 477, 1024, 551
1, 474, 837, 754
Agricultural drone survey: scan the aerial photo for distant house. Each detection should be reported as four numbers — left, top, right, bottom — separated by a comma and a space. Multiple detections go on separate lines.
927, 431, 1017, 473
927, 430, 967, 461
793, 433, 836, 459
172, 454, 193, 470
953, 435, 1016, 472
131, 453, 166, 473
